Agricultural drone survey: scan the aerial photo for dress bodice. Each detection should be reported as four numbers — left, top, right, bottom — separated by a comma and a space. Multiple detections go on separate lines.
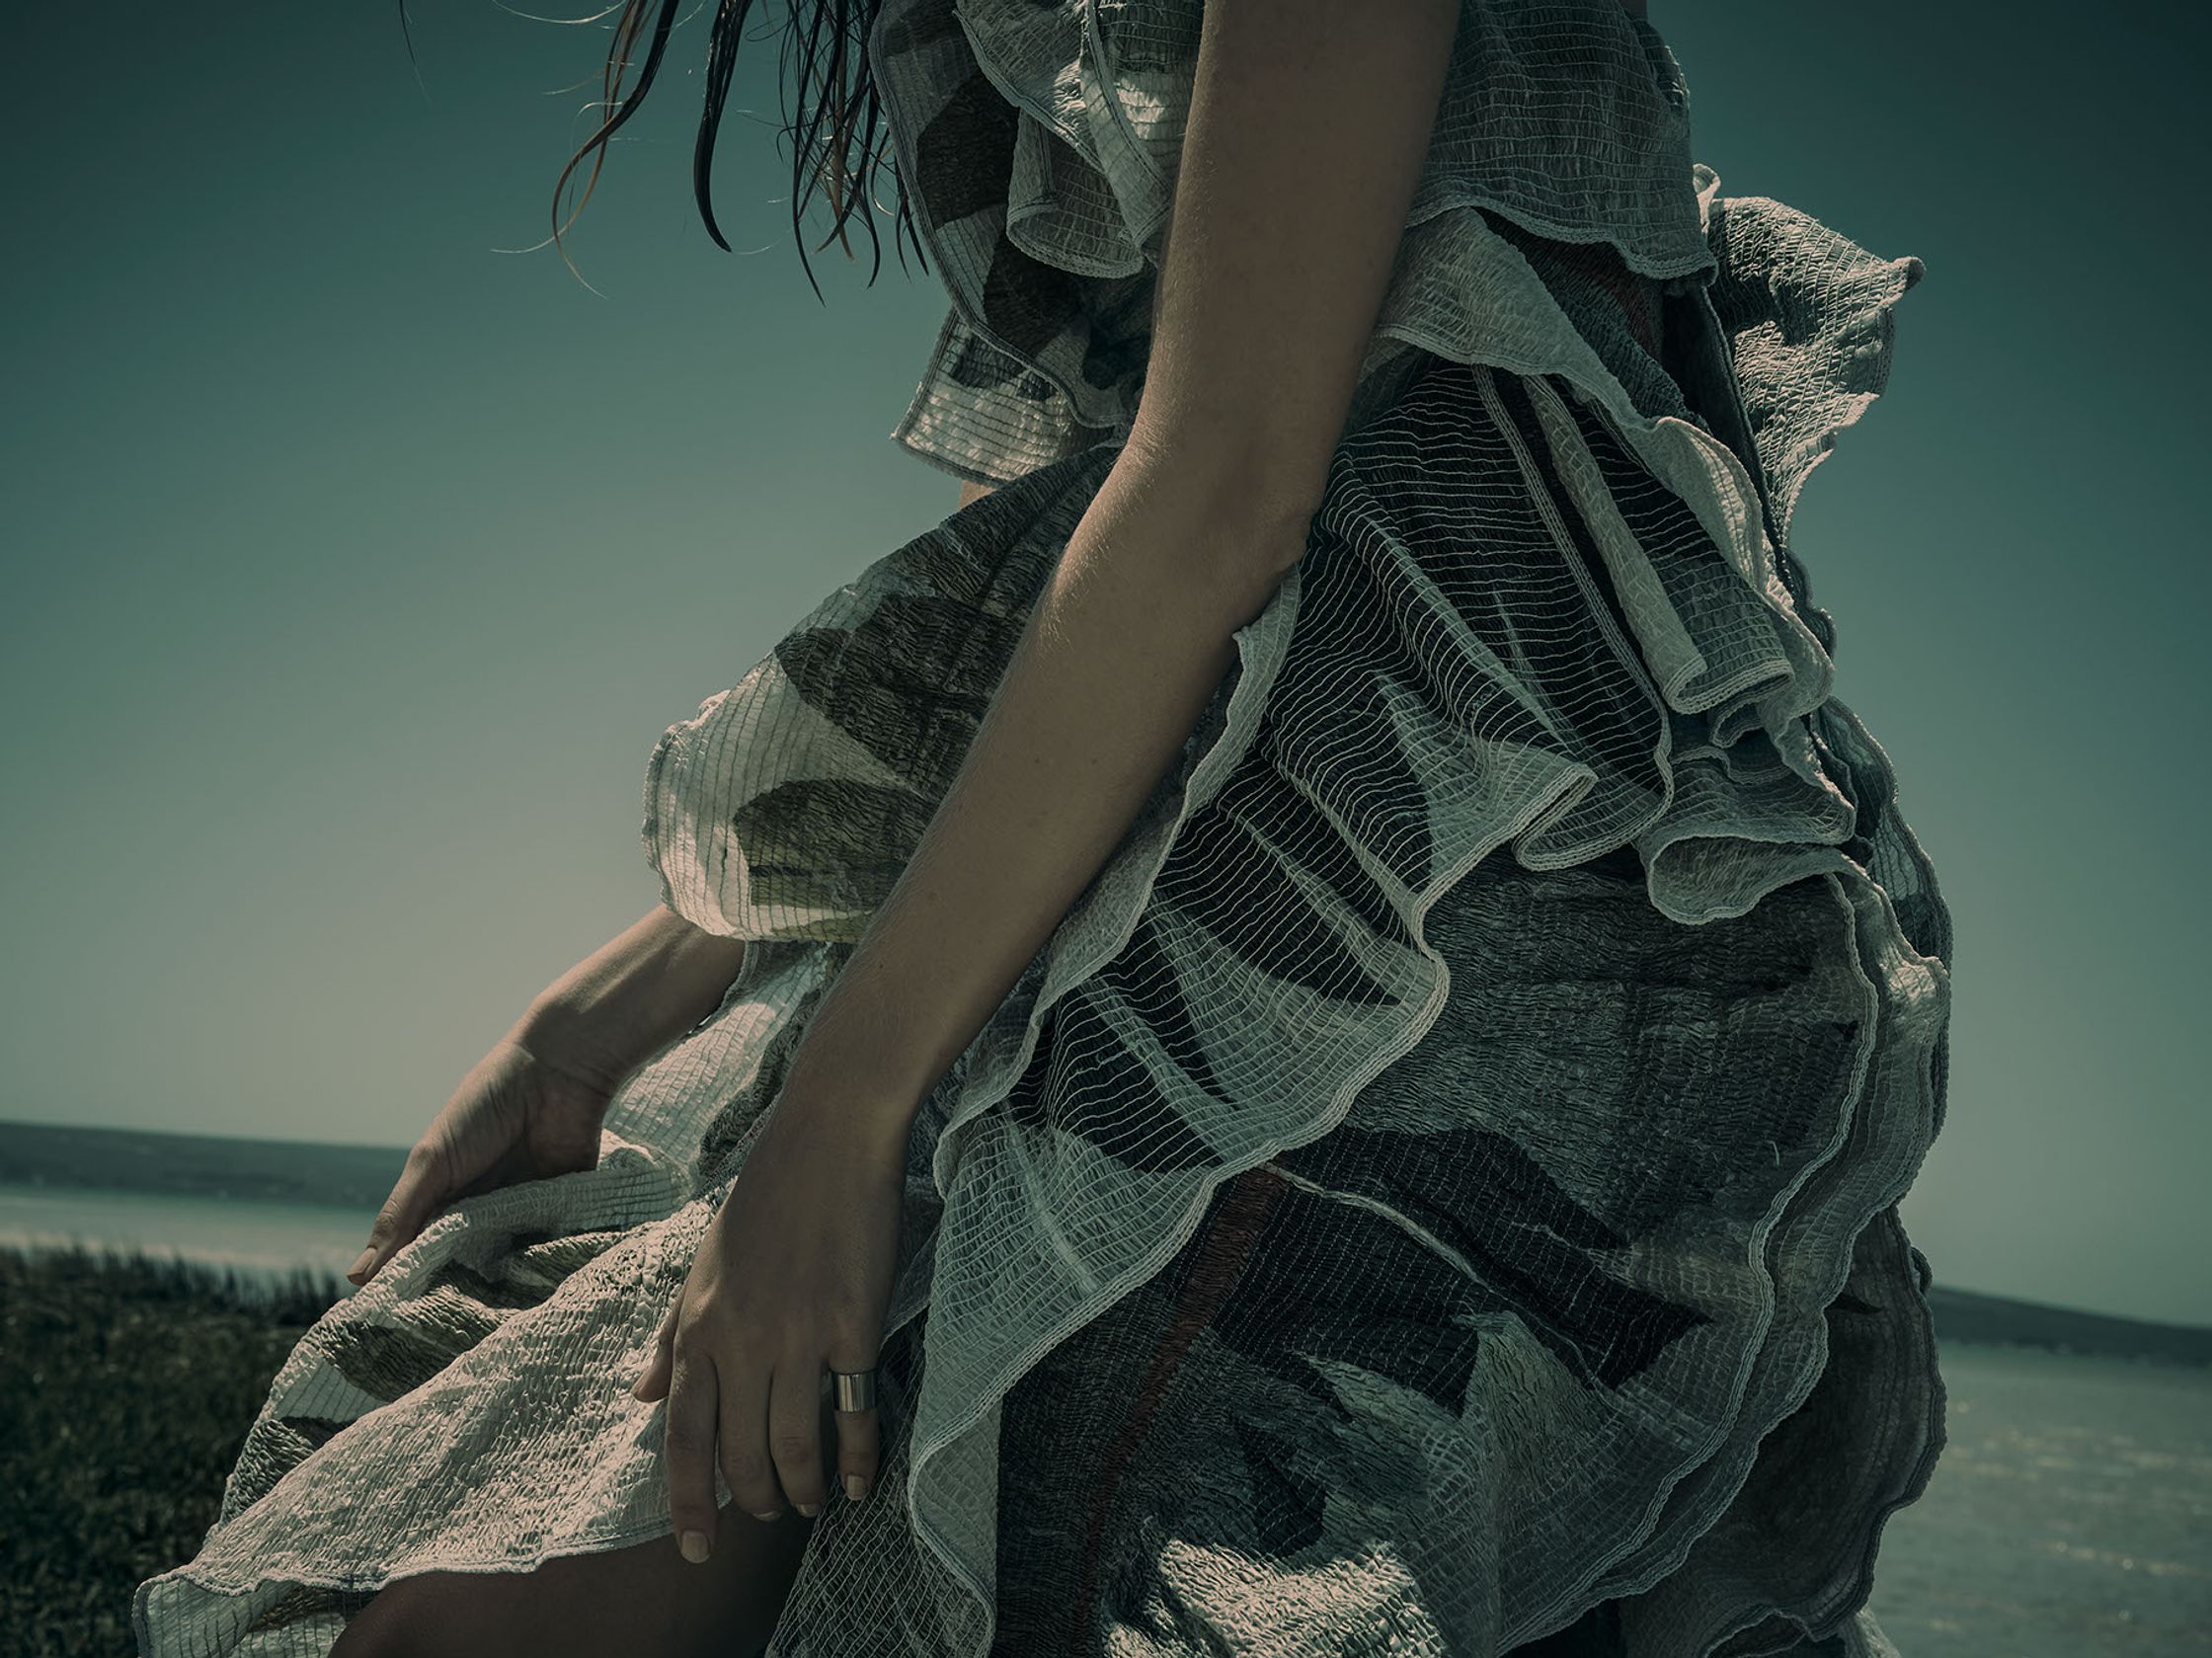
866, 0, 1714, 485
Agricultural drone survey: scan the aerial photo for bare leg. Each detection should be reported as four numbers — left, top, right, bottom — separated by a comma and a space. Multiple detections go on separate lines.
329, 1395, 843, 1658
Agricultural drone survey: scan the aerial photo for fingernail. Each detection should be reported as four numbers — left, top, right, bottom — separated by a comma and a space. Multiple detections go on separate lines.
750, 1508, 783, 1523
844, 1474, 866, 1502
796, 1501, 819, 1518
679, 1530, 711, 1563
348, 1248, 375, 1279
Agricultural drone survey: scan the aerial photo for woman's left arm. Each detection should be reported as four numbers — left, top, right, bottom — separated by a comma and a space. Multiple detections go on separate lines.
783, 0, 1464, 1141
633, 0, 1462, 1551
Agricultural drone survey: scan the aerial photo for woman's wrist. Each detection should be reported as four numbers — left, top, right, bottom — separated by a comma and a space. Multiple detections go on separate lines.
510, 906, 751, 1093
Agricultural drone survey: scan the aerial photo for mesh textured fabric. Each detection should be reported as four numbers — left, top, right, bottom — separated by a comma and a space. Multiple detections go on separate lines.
133, 3, 1953, 1655
881, 0, 1721, 485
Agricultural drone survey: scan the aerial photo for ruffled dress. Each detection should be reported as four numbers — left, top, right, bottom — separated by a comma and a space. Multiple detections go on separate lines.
132, 2, 1956, 1654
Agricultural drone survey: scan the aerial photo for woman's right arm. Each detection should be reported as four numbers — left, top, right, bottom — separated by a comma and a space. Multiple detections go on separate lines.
511, 906, 752, 1092
352, 908, 750, 1284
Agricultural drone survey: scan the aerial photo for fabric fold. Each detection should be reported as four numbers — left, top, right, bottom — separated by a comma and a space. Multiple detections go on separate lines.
874, 0, 1719, 484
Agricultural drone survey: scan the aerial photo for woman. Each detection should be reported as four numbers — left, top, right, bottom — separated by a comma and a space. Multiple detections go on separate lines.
134, 0, 1954, 1653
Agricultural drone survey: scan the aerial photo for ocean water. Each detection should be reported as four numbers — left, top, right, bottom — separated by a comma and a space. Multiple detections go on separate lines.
0, 1182, 375, 1288
1865, 1342, 2210, 1655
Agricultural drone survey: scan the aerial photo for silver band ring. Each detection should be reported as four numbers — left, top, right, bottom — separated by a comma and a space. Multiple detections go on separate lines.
828, 1367, 879, 1413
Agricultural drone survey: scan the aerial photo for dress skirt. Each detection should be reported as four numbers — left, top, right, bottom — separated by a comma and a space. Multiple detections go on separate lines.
133, 207, 1953, 1658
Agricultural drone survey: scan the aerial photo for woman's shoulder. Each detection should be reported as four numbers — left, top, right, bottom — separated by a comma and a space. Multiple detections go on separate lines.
871, 0, 1708, 281
869, 0, 1717, 483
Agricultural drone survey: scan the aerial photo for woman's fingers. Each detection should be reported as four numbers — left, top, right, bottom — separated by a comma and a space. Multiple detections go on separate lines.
448, 1141, 529, 1201
768, 1348, 830, 1518
643, 1309, 880, 1532
631, 1291, 683, 1402
827, 1336, 882, 1504
661, 1328, 728, 1562
720, 1355, 782, 1525
348, 1145, 450, 1285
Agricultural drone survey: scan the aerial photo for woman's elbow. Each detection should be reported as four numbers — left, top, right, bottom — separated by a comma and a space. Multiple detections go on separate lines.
1119, 406, 1330, 542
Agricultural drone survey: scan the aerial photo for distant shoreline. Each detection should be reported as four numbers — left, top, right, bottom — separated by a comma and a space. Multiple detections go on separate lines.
6, 1116, 2208, 1368
1, 1115, 406, 1211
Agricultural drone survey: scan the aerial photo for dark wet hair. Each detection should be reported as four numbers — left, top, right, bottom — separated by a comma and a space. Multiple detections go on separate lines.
396, 1, 930, 300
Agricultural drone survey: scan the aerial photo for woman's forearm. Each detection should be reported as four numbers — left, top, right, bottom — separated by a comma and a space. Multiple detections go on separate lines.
782, 452, 1311, 1132
510, 906, 751, 1090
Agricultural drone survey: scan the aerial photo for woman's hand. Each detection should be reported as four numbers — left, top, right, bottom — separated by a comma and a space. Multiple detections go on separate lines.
348, 1034, 620, 1286
628, 1085, 909, 1558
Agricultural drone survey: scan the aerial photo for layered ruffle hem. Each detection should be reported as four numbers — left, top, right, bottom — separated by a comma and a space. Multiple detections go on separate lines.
132, 9, 1953, 1657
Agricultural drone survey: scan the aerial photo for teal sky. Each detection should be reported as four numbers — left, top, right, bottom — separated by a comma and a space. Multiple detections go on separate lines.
6, 3, 2206, 1326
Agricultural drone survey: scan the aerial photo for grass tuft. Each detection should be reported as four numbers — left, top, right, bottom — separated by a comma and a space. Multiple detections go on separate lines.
0, 1242, 348, 1657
